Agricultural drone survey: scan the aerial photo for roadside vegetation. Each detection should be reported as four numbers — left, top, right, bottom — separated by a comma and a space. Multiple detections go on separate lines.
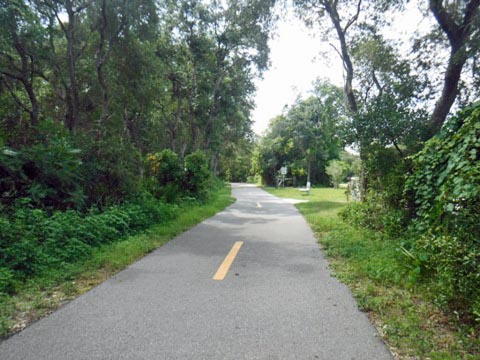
255, 2, 479, 358
266, 186, 479, 359
0, 0, 272, 338
1, 0, 478, 355
0, 182, 234, 338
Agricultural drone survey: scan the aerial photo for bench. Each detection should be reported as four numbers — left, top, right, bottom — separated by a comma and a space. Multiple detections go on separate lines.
298, 181, 311, 195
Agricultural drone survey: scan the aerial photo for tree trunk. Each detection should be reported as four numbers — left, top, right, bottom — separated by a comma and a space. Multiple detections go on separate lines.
324, 0, 358, 114
428, 45, 468, 136
65, 2, 80, 133
210, 152, 219, 177
323, 0, 363, 197
23, 80, 40, 127
428, 0, 480, 137
307, 159, 311, 184
8, 34, 40, 127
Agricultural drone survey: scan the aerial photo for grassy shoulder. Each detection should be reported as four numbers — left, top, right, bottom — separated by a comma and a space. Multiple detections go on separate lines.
265, 186, 479, 359
0, 184, 234, 338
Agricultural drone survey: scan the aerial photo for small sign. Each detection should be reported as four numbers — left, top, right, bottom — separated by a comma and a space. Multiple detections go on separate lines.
280, 166, 287, 175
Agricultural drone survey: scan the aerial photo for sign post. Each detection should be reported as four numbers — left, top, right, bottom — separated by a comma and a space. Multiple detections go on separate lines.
280, 166, 287, 188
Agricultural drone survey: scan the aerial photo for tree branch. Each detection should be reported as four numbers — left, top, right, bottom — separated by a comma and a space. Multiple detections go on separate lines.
464, 0, 480, 29
329, 42, 345, 67
371, 70, 383, 97
1, 70, 24, 82
1, 77, 32, 115
429, 0, 461, 45
74, 0, 93, 14
54, 10, 67, 34
343, 0, 362, 33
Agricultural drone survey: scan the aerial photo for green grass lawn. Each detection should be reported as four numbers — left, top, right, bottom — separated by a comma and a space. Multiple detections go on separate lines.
265, 186, 479, 359
0, 185, 234, 338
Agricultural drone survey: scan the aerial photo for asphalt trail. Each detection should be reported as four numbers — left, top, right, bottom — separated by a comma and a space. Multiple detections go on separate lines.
0, 184, 391, 359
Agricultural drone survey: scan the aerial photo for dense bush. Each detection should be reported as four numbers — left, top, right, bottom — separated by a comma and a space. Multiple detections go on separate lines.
338, 193, 407, 239
145, 149, 182, 202
341, 104, 480, 321
80, 135, 142, 207
0, 195, 176, 293
183, 151, 211, 199
405, 103, 480, 319
0, 137, 85, 210
144, 149, 211, 202
340, 103, 480, 321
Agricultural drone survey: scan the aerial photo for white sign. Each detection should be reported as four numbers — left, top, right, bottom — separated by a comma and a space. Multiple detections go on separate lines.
280, 166, 287, 175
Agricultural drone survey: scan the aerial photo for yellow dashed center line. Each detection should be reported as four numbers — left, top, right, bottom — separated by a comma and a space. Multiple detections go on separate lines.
256, 202, 262, 208
213, 241, 244, 281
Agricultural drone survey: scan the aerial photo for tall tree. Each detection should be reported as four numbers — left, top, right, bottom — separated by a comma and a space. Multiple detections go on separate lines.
0, 0, 48, 128
39, 0, 91, 132
294, 0, 361, 114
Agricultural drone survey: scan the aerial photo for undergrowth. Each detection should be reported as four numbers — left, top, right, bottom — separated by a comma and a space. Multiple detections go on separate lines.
265, 186, 479, 359
0, 183, 234, 338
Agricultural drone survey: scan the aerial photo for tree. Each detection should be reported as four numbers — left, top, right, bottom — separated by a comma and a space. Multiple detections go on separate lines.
0, 0, 48, 128
348, 31, 428, 156
254, 81, 344, 185
427, 0, 480, 136
39, 0, 91, 133
293, 0, 388, 197
325, 159, 347, 188
0, 0, 276, 206
294, 0, 362, 114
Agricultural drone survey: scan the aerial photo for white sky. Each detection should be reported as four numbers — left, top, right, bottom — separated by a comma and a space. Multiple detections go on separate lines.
251, 12, 344, 135
251, 1, 430, 136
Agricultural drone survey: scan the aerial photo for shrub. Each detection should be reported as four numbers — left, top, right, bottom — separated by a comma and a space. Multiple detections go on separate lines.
79, 134, 141, 207
339, 192, 407, 238
0, 267, 15, 294
0, 197, 176, 292
0, 138, 85, 210
182, 151, 211, 199
145, 149, 182, 202
325, 160, 348, 188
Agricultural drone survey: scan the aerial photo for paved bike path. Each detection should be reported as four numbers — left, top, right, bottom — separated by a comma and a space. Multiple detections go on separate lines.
0, 184, 391, 359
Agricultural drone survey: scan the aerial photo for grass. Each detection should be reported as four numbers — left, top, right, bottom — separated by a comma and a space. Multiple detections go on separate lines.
265, 186, 479, 359
0, 185, 234, 338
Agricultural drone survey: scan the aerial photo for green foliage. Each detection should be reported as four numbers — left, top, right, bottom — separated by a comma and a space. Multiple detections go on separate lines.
79, 135, 141, 207
0, 182, 233, 338
325, 160, 348, 188
218, 138, 255, 182
0, 124, 85, 210
183, 151, 211, 199
405, 103, 480, 319
0, 0, 275, 208
254, 81, 344, 185
340, 151, 361, 178
145, 149, 182, 202
339, 190, 408, 237
144, 149, 212, 202
365, 145, 410, 208
0, 195, 176, 290
0, 267, 15, 294
268, 186, 479, 358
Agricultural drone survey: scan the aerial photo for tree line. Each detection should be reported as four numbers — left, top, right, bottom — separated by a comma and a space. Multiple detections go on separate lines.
0, 0, 276, 301
0, 0, 275, 207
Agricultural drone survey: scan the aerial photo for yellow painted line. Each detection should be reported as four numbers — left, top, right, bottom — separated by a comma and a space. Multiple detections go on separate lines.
256, 202, 262, 208
213, 241, 244, 281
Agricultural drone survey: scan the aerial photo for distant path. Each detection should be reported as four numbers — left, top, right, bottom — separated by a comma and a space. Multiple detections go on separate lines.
0, 184, 391, 359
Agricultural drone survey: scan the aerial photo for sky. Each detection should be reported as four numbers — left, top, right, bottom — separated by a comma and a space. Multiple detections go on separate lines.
251, 11, 344, 135
251, 1, 430, 136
